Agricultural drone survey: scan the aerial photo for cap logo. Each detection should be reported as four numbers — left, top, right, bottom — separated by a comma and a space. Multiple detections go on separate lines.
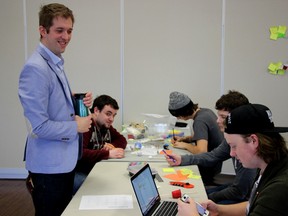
227, 113, 232, 125
266, 110, 273, 123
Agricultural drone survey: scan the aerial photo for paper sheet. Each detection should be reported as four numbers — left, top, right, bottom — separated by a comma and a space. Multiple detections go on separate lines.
79, 195, 133, 210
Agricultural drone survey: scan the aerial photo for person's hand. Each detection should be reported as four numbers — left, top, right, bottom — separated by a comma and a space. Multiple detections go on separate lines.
171, 136, 182, 145
103, 143, 115, 150
177, 197, 198, 216
200, 200, 219, 215
109, 148, 125, 159
83, 92, 93, 108
173, 141, 189, 150
75, 115, 92, 133
164, 153, 181, 166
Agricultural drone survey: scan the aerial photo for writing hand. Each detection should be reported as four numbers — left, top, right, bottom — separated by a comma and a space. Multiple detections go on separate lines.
163, 152, 181, 166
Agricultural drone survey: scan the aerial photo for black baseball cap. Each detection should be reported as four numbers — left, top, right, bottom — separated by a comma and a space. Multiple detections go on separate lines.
225, 103, 288, 134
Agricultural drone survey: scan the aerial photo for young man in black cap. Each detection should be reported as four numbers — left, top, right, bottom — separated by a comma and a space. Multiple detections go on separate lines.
177, 103, 288, 216
168, 91, 224, 185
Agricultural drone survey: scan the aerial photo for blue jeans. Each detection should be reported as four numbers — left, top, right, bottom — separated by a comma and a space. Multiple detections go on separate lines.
73, 171, 87, 195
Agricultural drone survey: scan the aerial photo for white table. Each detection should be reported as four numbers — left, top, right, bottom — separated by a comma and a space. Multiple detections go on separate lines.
108, 139, 192, 162
62, 162, 207, 216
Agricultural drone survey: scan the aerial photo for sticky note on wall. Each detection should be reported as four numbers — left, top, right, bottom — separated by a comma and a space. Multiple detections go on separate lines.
270, 25, 287, 40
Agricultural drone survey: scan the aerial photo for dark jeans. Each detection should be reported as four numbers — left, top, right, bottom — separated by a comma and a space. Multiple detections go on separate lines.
73, 171, 87, 195
30, 171, 75, 216
206, 184, 245, 204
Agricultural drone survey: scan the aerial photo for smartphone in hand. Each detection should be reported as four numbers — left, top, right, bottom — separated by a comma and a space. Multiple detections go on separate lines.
181, 194, 209, 216
195, 202, 209, 216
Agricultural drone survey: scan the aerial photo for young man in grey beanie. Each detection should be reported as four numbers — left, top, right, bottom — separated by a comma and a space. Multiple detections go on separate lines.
168, 91, 224, 185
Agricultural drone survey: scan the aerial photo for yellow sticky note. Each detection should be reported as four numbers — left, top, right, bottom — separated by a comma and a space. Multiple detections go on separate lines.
275, 62, 283, 69
270, 26, 279, 40
268, 62, 283, 75
268, 63, 277, 72
180, 168, 194, 178
269, 70, 277, 75
163, 168, 175, 173
270, 33, 278, 40
270, 26, 278, 34
190, 174, 201, 179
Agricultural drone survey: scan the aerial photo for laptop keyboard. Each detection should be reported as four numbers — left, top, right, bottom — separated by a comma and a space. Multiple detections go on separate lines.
154, 201, 178, 216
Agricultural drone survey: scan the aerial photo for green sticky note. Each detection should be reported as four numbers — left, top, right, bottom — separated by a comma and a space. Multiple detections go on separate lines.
278, 25, 287, 34
278, 33, 286, 38
277, 69, 285, 75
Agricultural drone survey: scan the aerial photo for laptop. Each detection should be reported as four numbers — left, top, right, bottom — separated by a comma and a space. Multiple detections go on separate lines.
130, 163, 178, 216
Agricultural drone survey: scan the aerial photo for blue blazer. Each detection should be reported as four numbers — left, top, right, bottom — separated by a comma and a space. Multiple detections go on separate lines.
18, 45, 79, 174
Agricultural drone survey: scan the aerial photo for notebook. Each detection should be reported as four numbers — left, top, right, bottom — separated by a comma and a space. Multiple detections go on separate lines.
130, 163, 178, 216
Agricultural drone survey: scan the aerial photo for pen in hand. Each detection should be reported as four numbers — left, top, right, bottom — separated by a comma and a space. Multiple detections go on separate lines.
162, 149, 176, 163
172, 128, 176, 141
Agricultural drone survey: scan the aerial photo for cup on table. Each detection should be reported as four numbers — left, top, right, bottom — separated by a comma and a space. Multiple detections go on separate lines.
172, 189, 182, 199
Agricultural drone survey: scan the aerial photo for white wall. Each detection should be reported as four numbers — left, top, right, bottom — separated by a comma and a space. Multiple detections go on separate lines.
1, 0, 288, 178
0, 1, 27, 177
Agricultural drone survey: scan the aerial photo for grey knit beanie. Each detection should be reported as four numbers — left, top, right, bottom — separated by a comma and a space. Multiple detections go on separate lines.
168, 91, 192, 110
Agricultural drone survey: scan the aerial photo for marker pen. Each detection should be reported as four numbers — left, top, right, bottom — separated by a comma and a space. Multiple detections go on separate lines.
162, 149, 176, 163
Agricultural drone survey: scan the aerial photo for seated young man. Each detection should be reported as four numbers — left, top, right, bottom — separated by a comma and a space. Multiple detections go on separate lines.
73, 95, 127, 194
168, 91, 224, 185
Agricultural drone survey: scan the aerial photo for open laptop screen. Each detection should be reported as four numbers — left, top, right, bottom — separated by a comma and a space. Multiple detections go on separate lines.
131, 164, 161, 215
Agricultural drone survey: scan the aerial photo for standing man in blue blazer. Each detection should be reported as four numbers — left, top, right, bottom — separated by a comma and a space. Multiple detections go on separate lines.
18, 3, 92, 216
